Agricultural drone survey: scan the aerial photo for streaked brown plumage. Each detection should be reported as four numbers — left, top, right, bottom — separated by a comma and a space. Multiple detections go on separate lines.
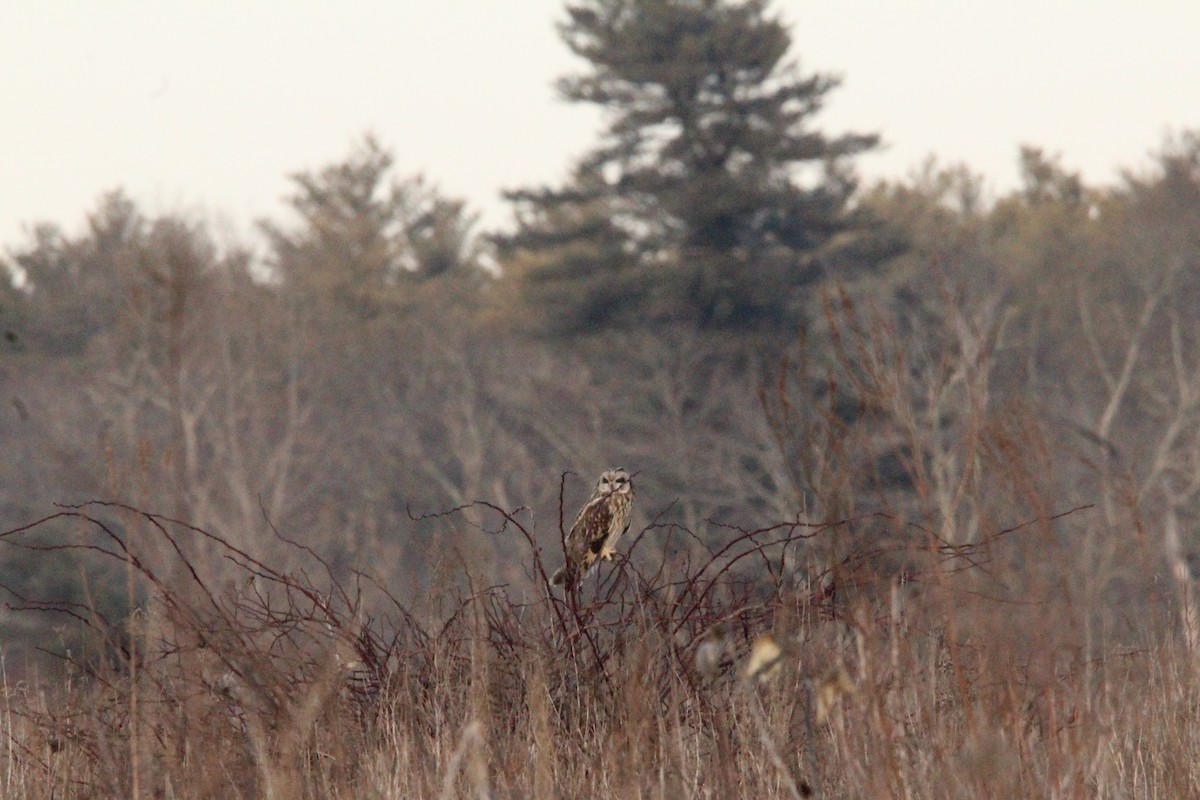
551, 468, 634, 590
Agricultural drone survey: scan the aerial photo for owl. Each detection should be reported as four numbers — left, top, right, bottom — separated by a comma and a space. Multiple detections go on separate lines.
551, 468, 634, 590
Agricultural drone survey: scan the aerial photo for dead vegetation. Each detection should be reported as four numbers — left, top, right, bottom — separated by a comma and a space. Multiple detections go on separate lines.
1, 288, 1197, 799
0, 477, 1190, 799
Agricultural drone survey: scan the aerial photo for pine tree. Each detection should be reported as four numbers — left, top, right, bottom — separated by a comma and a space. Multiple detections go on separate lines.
263, 136, 485, 321
500, 0, 880, 332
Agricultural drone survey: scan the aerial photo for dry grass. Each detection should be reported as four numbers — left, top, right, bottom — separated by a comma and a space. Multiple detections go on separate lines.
0, 491, 1193, 800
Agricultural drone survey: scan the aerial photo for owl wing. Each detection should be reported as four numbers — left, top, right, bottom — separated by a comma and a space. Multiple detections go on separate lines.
567, 495, 616, 574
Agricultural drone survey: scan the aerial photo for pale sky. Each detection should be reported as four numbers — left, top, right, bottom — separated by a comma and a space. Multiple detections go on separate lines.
3, 1, 1199, 253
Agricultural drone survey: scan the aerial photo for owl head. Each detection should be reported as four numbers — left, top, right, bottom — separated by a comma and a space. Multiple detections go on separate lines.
597, 467, 633, 496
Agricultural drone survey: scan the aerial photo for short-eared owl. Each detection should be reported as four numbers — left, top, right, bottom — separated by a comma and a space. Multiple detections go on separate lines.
551, 468, 634, 590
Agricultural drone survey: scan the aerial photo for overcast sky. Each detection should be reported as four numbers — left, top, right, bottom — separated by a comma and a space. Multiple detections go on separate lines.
4, 1, 1199, 253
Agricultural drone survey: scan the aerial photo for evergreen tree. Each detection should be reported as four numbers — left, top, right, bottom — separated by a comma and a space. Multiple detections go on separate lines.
500, 166, 648, 334
6, 192, 142, 356
500, 0, 880, 332
263, 136, 485, 321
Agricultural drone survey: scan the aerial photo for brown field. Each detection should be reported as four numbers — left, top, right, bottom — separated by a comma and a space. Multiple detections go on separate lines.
0, 485, 1195, 800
